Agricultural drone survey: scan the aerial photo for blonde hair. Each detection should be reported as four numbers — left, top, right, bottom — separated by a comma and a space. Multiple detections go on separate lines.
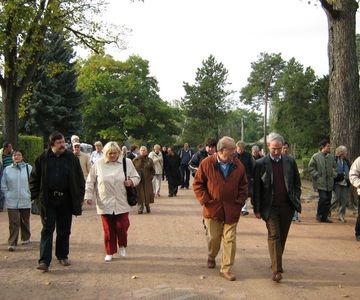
94, 141, 103, 147
153, 144, 161, 151
103, 141, 121, 162
335, 145, 347, 157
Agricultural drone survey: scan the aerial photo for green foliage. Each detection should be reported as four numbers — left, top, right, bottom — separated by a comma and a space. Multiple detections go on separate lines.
0, 135, 43, 166
181, 55, 233, 145
77, 54, 181, 145
271, 57, 330, 158
219, 109, 263, 143
19, 31, 83, 141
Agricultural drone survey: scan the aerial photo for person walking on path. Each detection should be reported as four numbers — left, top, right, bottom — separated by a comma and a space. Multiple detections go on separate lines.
235, 141, 253, 216
73, 142, 91, 181
90, 141, 103, 166
164, 146, 181, 197
148, 144, 163, 197
1, 150, 32, 251
332, 146, 351, 223
308, 140, 337, 223
0, 142, 13, 212
84, 141, 140, 262
133, 146, 155, 214
193, 136, 248, 281
189, 138, 217, 177
253, 133, 301, 283
178, 143, 193, 189
349, 156, 360, 241
30, 132, 85, 272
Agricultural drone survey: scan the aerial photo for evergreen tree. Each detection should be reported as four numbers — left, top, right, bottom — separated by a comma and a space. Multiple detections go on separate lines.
20, 32, 83, 142
181, 55, 232, 145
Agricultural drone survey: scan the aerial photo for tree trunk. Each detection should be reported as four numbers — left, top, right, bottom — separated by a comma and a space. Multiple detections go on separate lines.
322, 0, 360, 161
1, 85, 20, 148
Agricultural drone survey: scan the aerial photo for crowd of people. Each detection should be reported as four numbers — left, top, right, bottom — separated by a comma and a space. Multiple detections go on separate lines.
0, 131, 359, 284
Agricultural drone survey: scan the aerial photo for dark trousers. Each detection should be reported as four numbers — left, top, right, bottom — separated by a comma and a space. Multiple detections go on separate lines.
7, 208, 31, 246
180, 165, 190, 188
168, 184, 178, 196
39, 202, 73, 266
265, 204, 295, 273
317, 190, 332, 221
356, 196, 360, 237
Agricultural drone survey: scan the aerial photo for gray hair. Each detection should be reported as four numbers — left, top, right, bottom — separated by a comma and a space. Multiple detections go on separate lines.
236, 140, 246, 147
267, 132, 284, 144
217, 136, 235, 151
71, 135, 79, 143
252, 145, 260, 152
335, 145, 347, 156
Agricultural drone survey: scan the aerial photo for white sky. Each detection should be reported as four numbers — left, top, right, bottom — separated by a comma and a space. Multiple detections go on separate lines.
93, 0, 360, 102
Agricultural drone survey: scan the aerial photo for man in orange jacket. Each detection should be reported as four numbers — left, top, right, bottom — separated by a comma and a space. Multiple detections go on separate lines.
193, 136, 248, 281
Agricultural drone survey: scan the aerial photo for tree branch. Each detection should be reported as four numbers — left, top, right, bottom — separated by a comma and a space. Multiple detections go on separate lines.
319, 0, 341, 18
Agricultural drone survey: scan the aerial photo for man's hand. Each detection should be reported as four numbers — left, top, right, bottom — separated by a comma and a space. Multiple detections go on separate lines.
85, 199, 93, 205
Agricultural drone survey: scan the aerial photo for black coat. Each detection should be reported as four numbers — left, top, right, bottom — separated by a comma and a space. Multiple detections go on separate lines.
252, 154, 301, 220
29, 149, 85, 216
165, 154, 181, 186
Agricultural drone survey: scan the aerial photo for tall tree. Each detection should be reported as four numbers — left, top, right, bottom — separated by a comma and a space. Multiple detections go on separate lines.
19, 31, 83, 141
320, 0, 360, 160
240, 52, 285, 152
181, 55, 232, 145
0, 0, 123, 146
77, 54, 181, 145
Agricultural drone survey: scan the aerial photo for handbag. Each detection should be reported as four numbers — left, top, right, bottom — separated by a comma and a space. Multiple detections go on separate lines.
25, 164, 40, 215
122, 157, 138, 206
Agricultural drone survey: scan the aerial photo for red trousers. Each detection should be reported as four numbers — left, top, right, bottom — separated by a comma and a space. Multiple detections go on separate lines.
101, 213, 130, 255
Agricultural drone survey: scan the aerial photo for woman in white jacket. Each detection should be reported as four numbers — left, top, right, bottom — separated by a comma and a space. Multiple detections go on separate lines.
1, 150, 32, 251
349, 156, 360, 241
84, 141, 140, 262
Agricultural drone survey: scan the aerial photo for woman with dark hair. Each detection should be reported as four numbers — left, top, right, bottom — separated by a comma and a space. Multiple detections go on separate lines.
1, 150, 32, 251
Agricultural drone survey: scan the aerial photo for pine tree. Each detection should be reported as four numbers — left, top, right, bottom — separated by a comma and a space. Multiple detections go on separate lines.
20, 31, 83, 142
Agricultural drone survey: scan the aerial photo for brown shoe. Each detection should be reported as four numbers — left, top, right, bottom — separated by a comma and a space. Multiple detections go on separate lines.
37, 262, 49, 272
220, 271, 236, 281
58, 258, 71, 266
272, 272, 282, 282
207, 258, 216, 269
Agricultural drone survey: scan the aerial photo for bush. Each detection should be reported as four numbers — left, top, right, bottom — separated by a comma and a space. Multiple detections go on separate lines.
0, 135, 44, 166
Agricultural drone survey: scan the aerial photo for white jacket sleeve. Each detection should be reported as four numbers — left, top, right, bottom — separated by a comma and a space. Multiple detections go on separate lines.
84, 164, 97, 200
349, 157, 360, 189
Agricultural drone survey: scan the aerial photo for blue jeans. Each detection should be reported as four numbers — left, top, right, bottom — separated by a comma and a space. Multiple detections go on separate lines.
39, 201, 73, 266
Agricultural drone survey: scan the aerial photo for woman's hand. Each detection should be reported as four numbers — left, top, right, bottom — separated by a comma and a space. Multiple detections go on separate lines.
124, 179, 134, 187
85, 199, 93, 205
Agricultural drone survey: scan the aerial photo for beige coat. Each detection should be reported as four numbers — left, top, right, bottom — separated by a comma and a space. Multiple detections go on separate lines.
148, 151, 163, 175
133, 155, 155, 205
84, 157, 140, 215
349, 156, 360, 195
75, 152, 91, 180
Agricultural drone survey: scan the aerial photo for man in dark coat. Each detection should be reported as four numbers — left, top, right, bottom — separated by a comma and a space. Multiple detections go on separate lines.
189, 138, 217, 177
30, 132, 85, 272
252, 132, 301, 283
235, 141, 254, 216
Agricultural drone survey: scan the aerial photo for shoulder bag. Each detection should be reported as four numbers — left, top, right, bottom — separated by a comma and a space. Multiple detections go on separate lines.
122, 157, 138, 206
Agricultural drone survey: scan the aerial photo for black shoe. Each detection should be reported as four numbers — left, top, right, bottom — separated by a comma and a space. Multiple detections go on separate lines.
37, 262, 49, 272
58, 258, 71, 266
356, 235, 360, 241
168, 194, 174, 197
321, 218, 333, 223
145, 205, 151, 213
241, 211, 249, 216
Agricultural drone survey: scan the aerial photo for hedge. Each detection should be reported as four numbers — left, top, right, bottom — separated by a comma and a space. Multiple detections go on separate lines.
0, 135, 44, 167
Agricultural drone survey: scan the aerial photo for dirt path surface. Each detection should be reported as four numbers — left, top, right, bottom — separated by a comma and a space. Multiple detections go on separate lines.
0, 180, 359, 300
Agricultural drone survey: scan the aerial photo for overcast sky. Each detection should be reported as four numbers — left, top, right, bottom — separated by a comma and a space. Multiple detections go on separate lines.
96, 0, 359, 102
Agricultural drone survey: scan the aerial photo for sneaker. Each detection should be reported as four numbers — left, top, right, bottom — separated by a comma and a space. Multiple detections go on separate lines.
104, 255, 113, 262
21, 240, 30, 245
338, 216, 346, 223
8, 246, 16, 252
118, 247, 126, 257
241, 211, 249, 216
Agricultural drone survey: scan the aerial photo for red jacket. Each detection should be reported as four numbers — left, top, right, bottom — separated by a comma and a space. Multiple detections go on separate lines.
193, 154, 248, 224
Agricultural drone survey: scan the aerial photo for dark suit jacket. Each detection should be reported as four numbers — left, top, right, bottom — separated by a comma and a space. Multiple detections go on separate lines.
252, 154, 301, 220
